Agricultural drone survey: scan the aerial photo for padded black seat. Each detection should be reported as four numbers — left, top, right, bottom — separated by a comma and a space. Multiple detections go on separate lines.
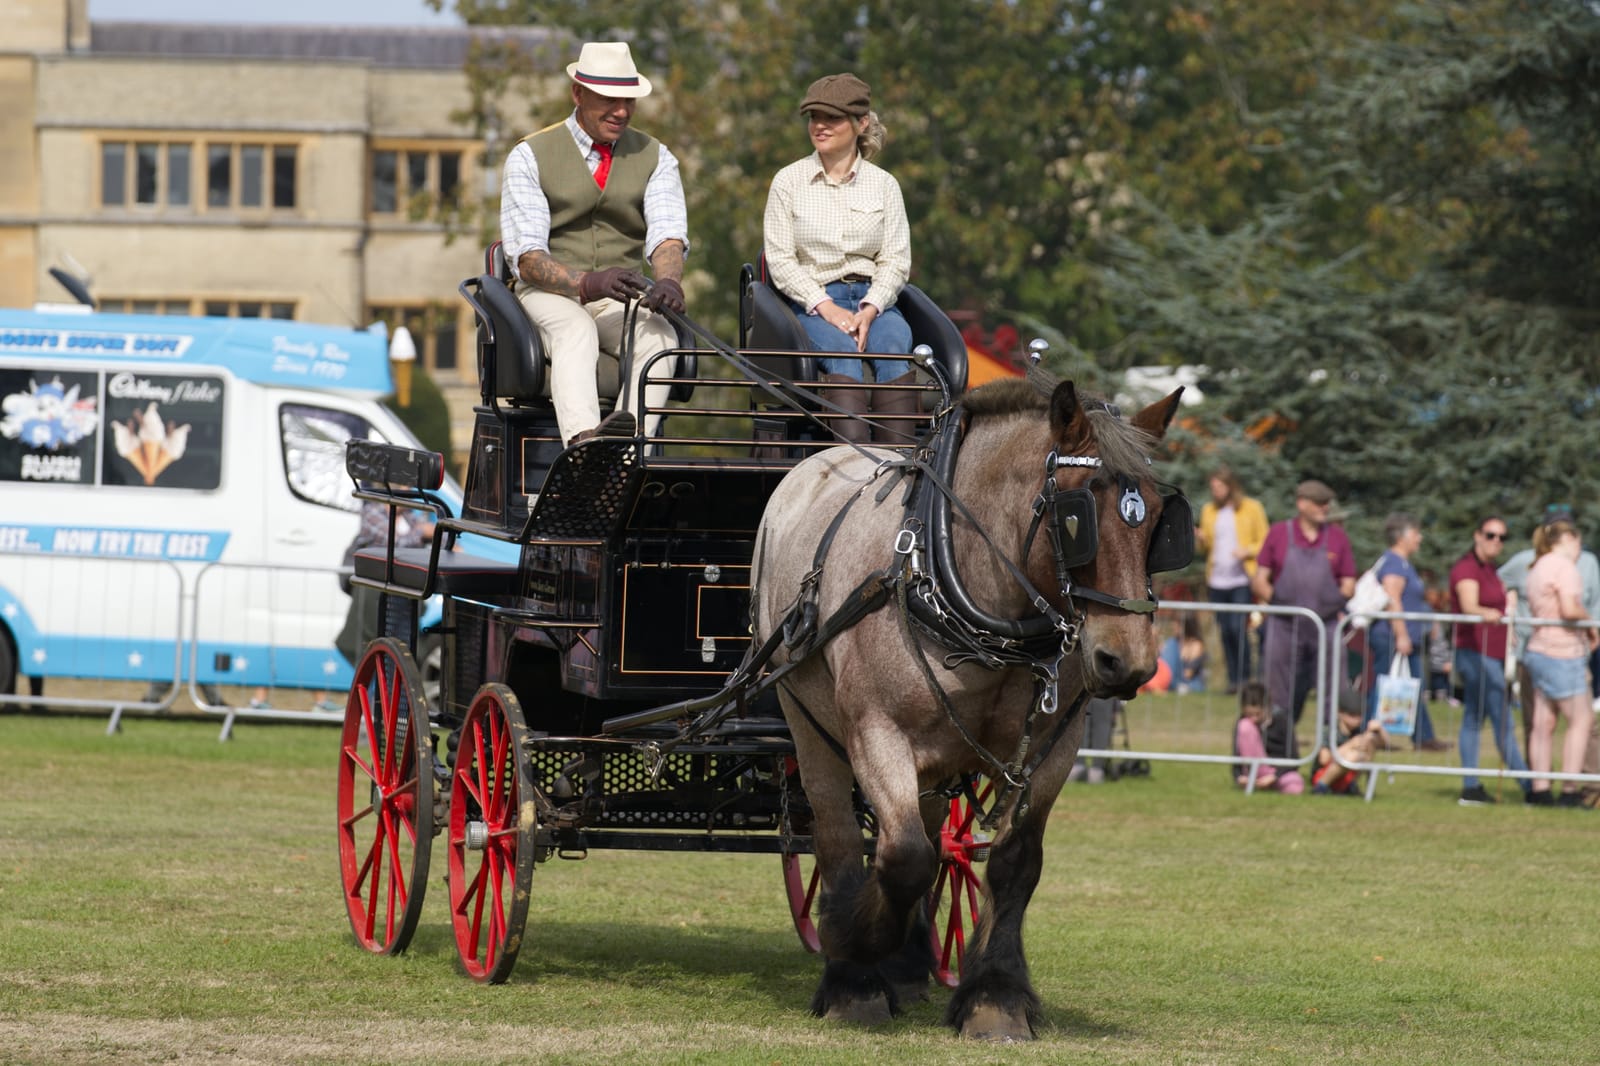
353, 547, 518, 600
738, 258, 968, 394
462, 243, 697, 409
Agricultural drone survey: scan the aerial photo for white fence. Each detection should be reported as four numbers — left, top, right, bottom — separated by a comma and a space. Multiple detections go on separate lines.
10, 546, 1599, 797
0, 548, 358, 739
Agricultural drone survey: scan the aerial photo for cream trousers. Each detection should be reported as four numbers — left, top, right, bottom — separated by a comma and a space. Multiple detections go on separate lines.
515, 288, 676, 443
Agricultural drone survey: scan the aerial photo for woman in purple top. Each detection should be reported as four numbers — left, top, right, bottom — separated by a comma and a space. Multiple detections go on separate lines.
1448, 516, 1527, 805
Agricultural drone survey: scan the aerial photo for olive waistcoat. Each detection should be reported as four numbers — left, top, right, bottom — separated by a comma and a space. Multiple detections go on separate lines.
524, 123, 658, 271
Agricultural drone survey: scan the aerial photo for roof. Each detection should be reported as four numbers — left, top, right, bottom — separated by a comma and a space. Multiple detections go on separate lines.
88, 21, 554, 70
0, 309, 393, 395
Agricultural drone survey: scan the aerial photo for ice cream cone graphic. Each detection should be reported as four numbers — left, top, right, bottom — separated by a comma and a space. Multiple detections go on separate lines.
138, 403, 164, 475
113, 402, 192, 485
149, 423, 190, 480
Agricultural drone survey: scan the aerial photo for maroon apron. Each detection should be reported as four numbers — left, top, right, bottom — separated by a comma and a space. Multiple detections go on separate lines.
1262, 525, 1345, 758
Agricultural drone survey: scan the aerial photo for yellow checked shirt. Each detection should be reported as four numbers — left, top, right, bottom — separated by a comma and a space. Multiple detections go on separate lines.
763, 151, 911, 315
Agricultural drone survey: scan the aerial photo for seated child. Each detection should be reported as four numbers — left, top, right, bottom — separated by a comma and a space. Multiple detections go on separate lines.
1311, 718, 1388, 795
1176, 616, 1207, 694
1233, 681, 1305, 794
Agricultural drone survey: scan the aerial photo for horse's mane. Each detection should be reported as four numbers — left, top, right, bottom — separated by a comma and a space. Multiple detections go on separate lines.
963, 376, 1157, 480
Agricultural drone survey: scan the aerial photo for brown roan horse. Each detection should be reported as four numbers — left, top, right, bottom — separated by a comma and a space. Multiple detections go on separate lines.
751, 376, 1186, 1040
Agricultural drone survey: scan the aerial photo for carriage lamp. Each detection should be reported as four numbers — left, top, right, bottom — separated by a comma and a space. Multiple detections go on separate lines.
389, 325, 417, 407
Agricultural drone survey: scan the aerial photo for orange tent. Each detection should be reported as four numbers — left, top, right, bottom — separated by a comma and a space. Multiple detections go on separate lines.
965, 345, 1024, 387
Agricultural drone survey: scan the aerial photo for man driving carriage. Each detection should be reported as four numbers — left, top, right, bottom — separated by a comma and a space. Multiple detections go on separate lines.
499, 41, 689, 447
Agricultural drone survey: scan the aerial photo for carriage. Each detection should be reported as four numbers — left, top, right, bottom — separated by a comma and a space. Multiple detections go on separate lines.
335, 248, 1191, 1038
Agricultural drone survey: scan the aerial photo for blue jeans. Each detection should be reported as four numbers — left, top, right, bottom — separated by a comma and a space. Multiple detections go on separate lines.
791, 280, 912, 382
1455, 648, 1529, 791
1207, 585, 1253, 688
1365, 626, 1438, 744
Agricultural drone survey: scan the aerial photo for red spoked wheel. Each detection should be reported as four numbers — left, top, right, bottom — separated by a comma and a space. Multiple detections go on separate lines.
778, 756, 822, 953
448, 683, 536, 983
336, 637, 434, 955
781, 852, 823, 954
929, 778, 993, 988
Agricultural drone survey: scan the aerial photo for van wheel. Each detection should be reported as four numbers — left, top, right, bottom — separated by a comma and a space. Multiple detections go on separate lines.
0, 629, 16, 702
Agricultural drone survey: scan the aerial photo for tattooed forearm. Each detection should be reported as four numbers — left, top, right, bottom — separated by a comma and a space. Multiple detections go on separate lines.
517, 251, 582, 299
649, 239, 686, 283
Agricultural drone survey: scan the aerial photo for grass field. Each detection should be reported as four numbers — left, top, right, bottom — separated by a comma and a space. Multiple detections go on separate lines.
3, 707, 1597, 1065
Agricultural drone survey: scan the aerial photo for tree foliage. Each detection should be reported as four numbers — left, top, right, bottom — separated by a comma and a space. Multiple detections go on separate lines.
1101, 0, 1600, 563
434, 0, 1600, 567
432, 0, 1293, 349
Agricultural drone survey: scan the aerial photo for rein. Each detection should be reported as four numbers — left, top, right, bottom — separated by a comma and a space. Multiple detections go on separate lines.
635, 308, 1156, 825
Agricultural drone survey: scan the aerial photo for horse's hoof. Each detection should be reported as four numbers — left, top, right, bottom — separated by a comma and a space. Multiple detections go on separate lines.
959, 1004, 1035, 1042
824, 996, 895, 1026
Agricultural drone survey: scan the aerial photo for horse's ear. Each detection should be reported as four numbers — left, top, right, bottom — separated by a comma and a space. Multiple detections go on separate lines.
1048, 380, 1085, 440
1131, 387, 1184, 440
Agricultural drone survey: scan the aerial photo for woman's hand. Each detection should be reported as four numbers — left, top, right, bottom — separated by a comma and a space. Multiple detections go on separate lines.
815, 298, 854, 335
847, 303, 880, 352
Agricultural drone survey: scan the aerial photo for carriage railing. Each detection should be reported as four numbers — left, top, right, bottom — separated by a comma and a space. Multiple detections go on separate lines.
632, 346, 946, 463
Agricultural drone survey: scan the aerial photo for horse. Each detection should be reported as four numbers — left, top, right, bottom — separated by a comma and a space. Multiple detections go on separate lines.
751, 375, 1188, 1040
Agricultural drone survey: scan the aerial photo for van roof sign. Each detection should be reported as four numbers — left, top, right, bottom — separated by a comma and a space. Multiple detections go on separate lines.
0, 310, 392, 395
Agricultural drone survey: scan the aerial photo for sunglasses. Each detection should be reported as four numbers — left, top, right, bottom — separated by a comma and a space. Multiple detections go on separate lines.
1480, 530, 1507, 541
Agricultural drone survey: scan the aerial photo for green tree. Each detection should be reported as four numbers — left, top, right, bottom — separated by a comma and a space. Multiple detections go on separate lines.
1100, 1, 1600, 561
432, 1, 1248, 349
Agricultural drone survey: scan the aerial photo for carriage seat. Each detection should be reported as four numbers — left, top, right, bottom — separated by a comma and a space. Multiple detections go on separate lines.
739, 256, 968, 395
465, 243, 695, 409
352, 546, 519, 601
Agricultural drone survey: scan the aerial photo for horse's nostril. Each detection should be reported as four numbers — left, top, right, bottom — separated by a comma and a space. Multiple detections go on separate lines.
1092, 648, 1125, 680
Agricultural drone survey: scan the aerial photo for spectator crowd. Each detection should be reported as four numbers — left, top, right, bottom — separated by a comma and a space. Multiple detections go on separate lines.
1191, 470, 1600, 809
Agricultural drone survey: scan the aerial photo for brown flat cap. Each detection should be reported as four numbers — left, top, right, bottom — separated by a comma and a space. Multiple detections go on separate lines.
1296, 479, 1336, 504
799, 73, 871, 119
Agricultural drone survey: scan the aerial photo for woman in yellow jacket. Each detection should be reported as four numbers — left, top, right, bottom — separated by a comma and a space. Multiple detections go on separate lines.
1197, 465, 1269, 693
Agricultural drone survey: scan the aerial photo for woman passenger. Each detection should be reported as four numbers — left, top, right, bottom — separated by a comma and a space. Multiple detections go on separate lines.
763, 73, 913, 444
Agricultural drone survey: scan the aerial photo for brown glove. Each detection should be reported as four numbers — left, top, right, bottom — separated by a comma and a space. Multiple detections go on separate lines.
578, 267, 649, 304
642, 278, 686, 315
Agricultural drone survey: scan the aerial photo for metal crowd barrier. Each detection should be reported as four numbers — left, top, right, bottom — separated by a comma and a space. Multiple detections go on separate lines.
1332, 609, 1600, 800
188, 560, 356, 740
0, 549, 185, 730
1075, 600, 1330, 792
0, 547, 355, 739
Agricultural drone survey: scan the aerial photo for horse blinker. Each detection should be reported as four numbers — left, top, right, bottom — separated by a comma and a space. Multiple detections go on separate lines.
1146, 490, 1195, 573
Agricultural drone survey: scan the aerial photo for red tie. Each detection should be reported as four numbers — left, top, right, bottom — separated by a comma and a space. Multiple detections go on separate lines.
594, 142, 613, 190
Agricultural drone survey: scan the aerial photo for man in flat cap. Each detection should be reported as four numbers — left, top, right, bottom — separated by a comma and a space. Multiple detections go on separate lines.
500, 41, 689, 446
1251, 479, 1357, 759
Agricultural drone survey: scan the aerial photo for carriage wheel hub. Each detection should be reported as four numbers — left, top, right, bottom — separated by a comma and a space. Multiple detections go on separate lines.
464, 820, 489, 851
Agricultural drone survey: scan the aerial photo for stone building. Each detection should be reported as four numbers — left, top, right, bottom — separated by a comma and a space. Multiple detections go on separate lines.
0, 0, 551, 455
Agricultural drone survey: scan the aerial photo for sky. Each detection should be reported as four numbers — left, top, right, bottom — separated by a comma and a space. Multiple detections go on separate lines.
90, 0, 463, 25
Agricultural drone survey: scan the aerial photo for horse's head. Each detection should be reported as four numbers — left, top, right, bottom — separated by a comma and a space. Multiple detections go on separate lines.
1033, 379, 1188, 698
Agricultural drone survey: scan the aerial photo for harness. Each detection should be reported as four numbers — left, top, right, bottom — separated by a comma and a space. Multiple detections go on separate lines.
774, 397, 1193, 826
600, 308, 1194, 828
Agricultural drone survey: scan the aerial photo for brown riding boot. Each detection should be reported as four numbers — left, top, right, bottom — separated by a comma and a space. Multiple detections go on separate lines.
869, 372, 920, 445
819, 373, 870, 445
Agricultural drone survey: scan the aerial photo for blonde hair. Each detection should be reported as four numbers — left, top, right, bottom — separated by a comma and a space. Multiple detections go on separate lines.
858, 111, 887, 160
1534, 517, 1578, 557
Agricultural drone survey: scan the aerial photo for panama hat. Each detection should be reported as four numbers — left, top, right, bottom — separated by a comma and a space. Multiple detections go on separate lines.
566, 42, 653, 98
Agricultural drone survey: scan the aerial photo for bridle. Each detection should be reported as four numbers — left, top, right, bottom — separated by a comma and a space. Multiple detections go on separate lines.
901, 401, 1193, 674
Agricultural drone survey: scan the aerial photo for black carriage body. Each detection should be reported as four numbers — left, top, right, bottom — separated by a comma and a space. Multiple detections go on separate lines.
337, 253, 987, 982
353, 251, 967, 836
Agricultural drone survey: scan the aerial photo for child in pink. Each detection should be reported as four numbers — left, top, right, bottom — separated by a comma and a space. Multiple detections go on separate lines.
1233, 681, 1305, 794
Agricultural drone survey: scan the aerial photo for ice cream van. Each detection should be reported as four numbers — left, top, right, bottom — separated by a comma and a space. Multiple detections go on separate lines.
0, 308, 496, 703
